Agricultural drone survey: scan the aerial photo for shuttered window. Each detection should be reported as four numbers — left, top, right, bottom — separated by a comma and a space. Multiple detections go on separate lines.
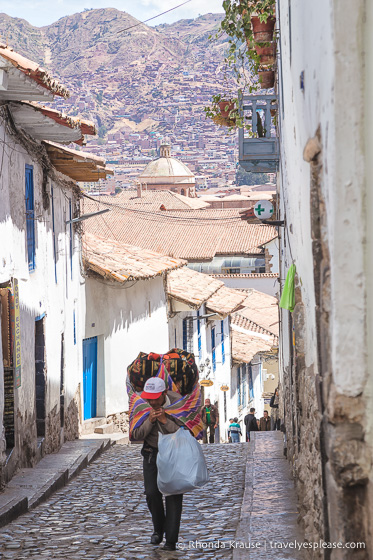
25, 165, 35, 271
211, 326, 216, 372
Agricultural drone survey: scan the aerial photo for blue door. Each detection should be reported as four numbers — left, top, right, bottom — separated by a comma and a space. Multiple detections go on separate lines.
83, 337, 97, 420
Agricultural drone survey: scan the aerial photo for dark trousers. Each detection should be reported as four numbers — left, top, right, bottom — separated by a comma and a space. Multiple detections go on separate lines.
142, 446, 183, 544
203, 423, 215, 443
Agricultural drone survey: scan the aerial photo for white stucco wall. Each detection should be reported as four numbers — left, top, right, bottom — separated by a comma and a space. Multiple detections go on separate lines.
0, 120, 82, 462
83, 276, 170, 416
278, 0, 368, 395
215, 275, 279, 296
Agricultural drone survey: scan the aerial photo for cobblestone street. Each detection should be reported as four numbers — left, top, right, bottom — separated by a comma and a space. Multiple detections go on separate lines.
0, 443, 248, 560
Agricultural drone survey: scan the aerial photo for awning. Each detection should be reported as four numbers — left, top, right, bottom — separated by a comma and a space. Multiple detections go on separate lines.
0, 44, 69, 101
9, 102, 95, 145
44, 141, 113, 182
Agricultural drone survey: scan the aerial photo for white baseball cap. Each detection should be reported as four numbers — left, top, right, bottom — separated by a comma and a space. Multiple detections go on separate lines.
141, 377, 166, 399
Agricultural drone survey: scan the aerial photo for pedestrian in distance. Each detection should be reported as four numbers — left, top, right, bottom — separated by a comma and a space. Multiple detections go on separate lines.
244, 407, 259, 442
228, 417, 242, 443
201, 398, 219, 444
270, 387, 281, 430
259, 410, 271, 431
228, 418, 233, 443
131, 377, 184, 551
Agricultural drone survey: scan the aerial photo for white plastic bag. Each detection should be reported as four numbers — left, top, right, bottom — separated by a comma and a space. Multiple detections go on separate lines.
157, 428, 210, 495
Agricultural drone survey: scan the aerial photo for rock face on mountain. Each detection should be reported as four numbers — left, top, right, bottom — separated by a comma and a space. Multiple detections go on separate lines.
0, 9, 222, 75
0, 9, 230, 135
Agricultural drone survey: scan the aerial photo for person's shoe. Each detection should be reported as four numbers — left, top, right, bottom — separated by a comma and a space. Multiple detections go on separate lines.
162, 542, 176, 551
150, 532, 163, 545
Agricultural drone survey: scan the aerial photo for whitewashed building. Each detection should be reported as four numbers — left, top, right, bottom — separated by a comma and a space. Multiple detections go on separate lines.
166, 266, 247, 441
275, 0, 373, 553
81, 233, 185, 430
0, 45, 110, 486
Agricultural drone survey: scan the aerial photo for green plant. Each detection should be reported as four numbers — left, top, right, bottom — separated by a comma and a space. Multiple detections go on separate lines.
205, 0, 277, 128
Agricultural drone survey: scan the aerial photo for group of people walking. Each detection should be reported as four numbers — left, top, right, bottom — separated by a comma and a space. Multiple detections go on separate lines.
200, 388, 281, 444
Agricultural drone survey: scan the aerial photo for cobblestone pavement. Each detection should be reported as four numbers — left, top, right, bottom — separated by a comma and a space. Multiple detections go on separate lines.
0, 443, 248, 560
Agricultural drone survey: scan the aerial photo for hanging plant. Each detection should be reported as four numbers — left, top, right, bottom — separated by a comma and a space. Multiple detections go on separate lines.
205, 0, 277, 128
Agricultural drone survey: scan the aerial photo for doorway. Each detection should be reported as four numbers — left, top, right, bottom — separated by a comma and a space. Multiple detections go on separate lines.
83, 336, 97, 420
34, 317, 46, 437
0, 287, 15, 451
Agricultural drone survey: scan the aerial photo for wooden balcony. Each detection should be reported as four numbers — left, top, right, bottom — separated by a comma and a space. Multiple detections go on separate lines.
238, 93, 279, 173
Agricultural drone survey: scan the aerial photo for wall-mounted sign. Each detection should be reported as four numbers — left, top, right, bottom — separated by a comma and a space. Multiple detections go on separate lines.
220, 385, 229, 391
200, 379, 214, 387
254, 200, 274, 220
13, 279, 21, 388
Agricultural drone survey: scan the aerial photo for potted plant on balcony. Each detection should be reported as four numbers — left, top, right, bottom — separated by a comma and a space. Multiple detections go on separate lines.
204, 95, 238, 128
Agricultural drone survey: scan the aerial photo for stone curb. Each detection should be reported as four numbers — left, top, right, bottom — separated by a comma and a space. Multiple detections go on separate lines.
0, 434, 126, 528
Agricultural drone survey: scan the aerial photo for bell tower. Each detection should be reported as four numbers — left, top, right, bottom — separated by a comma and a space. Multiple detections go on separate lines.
159, 142, 171, 158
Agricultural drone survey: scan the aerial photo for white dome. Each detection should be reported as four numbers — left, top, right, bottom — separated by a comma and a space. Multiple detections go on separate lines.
137, 143, 195, 186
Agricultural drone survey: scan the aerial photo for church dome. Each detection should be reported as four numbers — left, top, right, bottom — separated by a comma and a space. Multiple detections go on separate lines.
138, 143, 195, 186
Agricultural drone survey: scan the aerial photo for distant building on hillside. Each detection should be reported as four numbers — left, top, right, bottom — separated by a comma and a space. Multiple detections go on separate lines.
136, 142, 196, 197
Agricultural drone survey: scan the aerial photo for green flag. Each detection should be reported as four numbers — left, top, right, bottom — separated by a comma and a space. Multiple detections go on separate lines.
279, 264, 296, 312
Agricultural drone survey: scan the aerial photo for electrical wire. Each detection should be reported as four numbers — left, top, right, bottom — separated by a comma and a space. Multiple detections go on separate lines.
117, 0, 193, 35
81, 192, 277, 225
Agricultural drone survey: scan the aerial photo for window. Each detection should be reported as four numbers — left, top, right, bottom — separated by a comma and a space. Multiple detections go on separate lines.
51, 185, 57, 283
248, 364, 254, 400
182, 318, 193, 353
221, 320, 225, 365
237, 366, 241, 406
197, 309, 202, 360
25, 165, 35, 271
242, 365, 246, 406
211, 325, 216, 372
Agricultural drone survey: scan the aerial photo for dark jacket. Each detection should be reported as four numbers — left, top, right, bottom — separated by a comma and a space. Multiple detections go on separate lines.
244, 413, 258, 432
201, 404, 219, 426
259, 416, 271, 431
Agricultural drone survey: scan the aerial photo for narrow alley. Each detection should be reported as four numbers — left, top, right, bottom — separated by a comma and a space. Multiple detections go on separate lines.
0, 434, 302, 560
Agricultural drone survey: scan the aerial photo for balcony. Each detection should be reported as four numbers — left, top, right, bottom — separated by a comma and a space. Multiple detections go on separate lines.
238, 93, 279, 173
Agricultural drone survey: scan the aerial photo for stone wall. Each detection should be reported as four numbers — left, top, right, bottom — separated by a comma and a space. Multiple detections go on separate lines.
64, 387, 80, 442
44, 404, 61, 455
107, 411, 129, 434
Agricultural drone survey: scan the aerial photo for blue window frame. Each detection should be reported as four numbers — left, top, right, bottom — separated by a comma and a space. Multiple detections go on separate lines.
197, 309, 202, 360
248, 364, 254, 400
221, 320, 225, 365
211, 325, 216, 372
242, 365, 246, 406
51, 184, 57, 283
237, 366, 241, 406
183, 318, 193, 352
25, 165, 35, 271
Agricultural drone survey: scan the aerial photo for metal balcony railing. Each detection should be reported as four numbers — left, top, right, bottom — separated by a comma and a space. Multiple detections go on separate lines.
238, 93, 279, 173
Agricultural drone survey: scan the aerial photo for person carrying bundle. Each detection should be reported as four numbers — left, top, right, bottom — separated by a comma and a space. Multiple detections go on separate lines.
127, 349, 204, 552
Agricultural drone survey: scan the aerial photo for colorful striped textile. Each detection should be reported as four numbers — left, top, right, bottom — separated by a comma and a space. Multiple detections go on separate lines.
127, 362, 203, 440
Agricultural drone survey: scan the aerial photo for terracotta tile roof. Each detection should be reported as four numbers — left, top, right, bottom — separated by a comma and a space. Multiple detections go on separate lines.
231, 328, 273, 364
96, 190, 209, 211
0, 44, 69, 99
232, 289, 279, 337
82, 197, 278, 260
84, 233, 185, 282
231, 314, 279, 341
205, 286, 247, 317
44, 142, 113, 182
167, 267, 223, 308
